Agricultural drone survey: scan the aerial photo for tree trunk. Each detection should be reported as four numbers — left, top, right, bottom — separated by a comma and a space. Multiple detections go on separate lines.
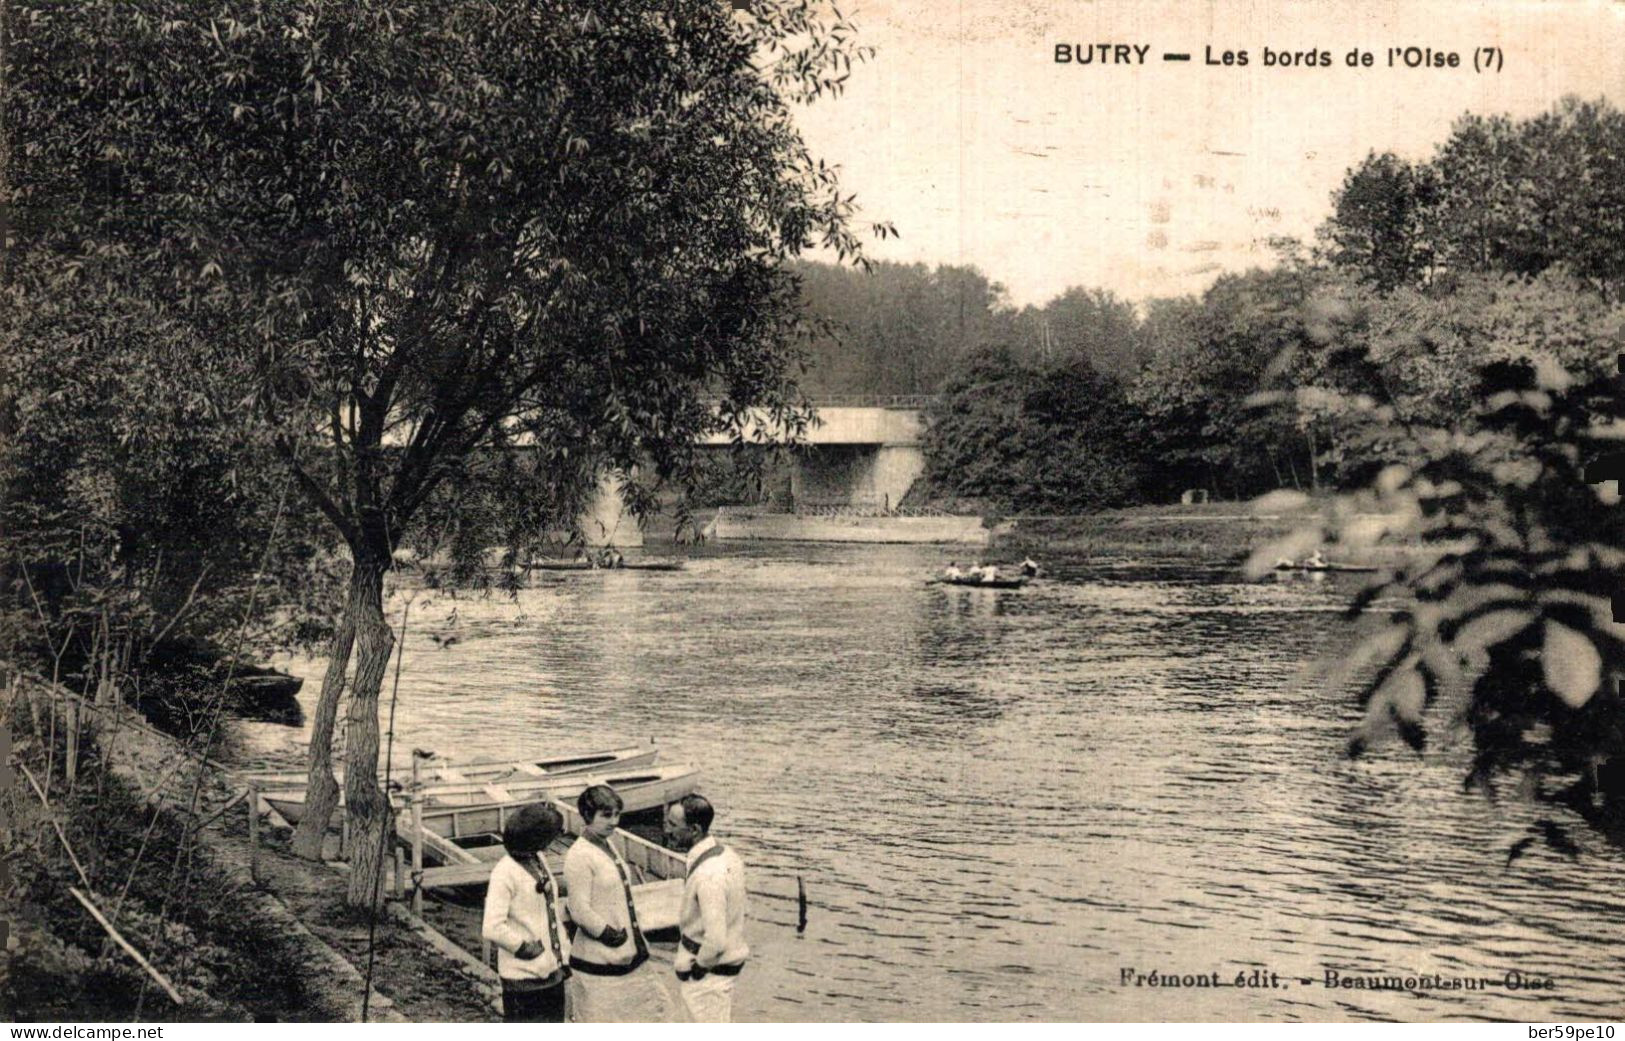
341, 546, 394, 910
289, 564, 361, 859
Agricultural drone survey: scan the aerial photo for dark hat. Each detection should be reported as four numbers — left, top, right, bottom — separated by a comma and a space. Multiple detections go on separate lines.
503, 802, 564, 855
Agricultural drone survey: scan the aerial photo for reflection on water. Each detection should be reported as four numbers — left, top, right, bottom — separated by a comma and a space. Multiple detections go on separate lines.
243, 544, 1625, 1022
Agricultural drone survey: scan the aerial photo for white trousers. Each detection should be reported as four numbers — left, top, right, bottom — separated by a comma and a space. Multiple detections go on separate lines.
679, 973, 737, 1023
567, 969, 679, 1023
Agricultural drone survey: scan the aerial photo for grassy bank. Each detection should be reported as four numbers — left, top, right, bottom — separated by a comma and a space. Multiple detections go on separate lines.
2, 695, 320, 1020
1, 681, 498, 1022
991, 501, 1316, 559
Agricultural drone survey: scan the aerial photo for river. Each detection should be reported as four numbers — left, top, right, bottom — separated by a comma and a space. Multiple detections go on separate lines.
240, 543, 1625, 1022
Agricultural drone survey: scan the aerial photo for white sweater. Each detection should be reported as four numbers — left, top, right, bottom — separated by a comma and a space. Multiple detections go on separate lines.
563, 836, 643, 967
675, 837, 750, 971
482, 854, 571, 983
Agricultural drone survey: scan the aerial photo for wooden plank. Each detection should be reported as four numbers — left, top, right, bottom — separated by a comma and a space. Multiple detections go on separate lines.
413, 865, 685, 932
69, 888, 184, 1005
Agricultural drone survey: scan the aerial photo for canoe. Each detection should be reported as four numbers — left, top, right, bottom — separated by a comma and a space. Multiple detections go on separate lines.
529, 561, 685, 572
928, 576, 1029, 589
260, 763, 702, 825
1273, 563, 1378, 573
240, 743, 659, 790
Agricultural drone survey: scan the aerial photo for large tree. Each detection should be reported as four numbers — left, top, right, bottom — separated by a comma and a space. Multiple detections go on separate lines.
1319, 98, 1625, 298
8, 0, 876, 906
1316, 151, 1437, 292
1131, 267, 1320, 500
923, 343, 1146, 511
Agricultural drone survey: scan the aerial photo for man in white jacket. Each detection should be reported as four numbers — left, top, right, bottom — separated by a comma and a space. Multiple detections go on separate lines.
665, 794, 750, 1023
562, 784, 674, 1021
482, 802, 571, 1022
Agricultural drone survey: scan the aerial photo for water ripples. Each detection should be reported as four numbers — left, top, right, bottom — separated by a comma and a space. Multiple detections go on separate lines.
243, 545, 1625, 1021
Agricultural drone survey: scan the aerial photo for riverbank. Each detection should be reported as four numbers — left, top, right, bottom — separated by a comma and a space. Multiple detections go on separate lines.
990, 500, 1417, 563
1, 678, 499, 1023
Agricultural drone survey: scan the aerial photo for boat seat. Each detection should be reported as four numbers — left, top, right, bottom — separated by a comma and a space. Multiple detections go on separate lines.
482, 783, 516, 803
436, 766, 469, 783
513, 762, 551, 776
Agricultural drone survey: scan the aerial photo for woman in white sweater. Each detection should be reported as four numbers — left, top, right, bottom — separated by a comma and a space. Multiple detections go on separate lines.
482, 802, 572, 1022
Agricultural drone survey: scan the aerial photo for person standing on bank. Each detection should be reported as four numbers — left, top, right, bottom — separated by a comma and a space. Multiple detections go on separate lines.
664, 794, 750, 1023
482, 802, 572, 1022
562, 784, 673, 1022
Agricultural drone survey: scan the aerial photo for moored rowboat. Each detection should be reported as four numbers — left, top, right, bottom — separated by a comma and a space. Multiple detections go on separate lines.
240, 743, 659, 790
402, 799, 689, 928
260, 763, 702, 825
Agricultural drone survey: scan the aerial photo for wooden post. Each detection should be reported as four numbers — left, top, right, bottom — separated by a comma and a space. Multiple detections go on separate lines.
393, 845, 405, 901
248, 785, 261, 884
64, 698, 79, 784
410, 754, 424, 915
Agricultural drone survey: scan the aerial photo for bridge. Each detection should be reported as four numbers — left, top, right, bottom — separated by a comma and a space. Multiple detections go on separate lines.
581, 397, 938, 546
699, 397, 934, 513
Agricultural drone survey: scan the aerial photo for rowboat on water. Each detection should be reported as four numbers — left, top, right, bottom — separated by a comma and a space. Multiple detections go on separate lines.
1273, 562, 1378, 574
927, 575, 1029, 589
240, 743, 660, 791
259, 763, 702, 825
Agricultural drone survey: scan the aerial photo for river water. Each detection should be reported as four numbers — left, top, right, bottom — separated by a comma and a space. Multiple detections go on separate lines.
241, 543, 1625, 1022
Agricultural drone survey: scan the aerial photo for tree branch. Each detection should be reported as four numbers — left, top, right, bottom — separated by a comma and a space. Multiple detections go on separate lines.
275, 437, 355, 545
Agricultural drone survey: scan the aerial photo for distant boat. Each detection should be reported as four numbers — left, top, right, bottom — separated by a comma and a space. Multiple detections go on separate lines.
530, 561, 685, 572
928, 575, 1029, 589
241, 744, 659, 791
259, 763, 702, 824
1273, 562, 1378, 574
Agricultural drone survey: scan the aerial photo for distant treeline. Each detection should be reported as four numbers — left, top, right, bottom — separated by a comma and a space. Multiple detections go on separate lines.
791, 96, 1625, 511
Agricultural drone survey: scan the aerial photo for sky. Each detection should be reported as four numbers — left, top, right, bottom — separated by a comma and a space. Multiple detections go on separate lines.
790, 0, 1625, 307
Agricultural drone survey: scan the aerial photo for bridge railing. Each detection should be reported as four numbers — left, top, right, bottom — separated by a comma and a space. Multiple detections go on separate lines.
715, 503, 952, 519
805, 394, 941, 410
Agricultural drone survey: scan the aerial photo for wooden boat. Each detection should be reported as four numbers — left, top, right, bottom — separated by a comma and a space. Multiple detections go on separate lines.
261, 763, 701, 826
241, 743, 659, 790
529, 561, 685, 572
1273, 562, 1378, 574
403, 799, 689, 929
927, 575, 1029, 589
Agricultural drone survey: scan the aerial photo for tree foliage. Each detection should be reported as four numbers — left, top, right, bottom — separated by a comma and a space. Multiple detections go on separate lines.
1318, 151, 1437, 292
923, 344, 1145, 511
8, 0, 878, 905
999, 286, 1147, 385
1130, 267, 1321, 499
1249, 273, 1625, 853
793, 260, 1004, 397
0, 278, 340, 715
1319, 97, 1625, 298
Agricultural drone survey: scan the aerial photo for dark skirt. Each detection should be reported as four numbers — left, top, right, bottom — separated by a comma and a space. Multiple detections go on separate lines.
502, 978, 567, 1023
